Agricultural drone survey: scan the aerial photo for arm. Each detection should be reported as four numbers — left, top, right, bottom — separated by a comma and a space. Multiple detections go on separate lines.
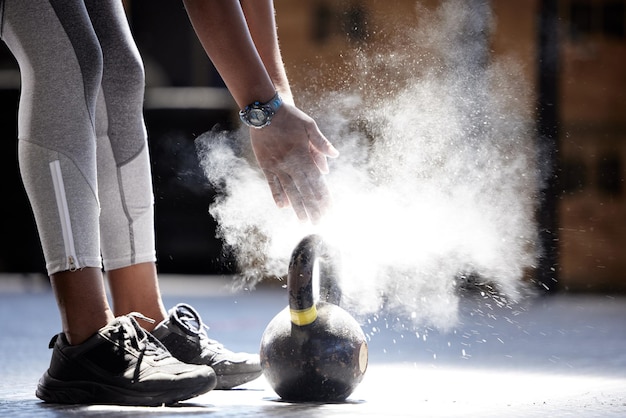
182, 0, 338, 223
181, 0, 275, 108
239, 0, 293, 105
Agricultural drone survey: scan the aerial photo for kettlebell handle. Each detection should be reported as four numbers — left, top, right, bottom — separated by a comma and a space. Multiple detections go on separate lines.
287, 234, 341, 326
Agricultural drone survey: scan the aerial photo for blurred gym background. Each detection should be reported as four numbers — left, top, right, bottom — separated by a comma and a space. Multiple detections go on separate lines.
0, 0, 624, 293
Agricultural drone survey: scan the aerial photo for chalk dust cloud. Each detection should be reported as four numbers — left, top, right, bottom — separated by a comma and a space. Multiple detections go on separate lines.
195, 1, 542, 330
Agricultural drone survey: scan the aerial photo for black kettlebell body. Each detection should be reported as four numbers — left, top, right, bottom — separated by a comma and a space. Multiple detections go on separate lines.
260, 234, 368, 402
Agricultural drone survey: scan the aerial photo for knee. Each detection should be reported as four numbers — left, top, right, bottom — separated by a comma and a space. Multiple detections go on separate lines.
104, 47, 145, 97
36, 33, 104, 103
122, 50, 146, 91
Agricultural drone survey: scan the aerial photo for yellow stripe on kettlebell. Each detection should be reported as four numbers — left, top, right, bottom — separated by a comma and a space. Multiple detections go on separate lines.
290, 306, 318, 326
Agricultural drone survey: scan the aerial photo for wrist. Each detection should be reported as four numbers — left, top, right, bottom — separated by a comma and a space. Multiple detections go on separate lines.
238, 92, 283, 129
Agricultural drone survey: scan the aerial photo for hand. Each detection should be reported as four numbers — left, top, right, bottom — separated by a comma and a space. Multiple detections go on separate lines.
249, 103, 339, 223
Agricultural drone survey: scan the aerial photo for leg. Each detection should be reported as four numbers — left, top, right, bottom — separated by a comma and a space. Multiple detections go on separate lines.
83, 0, 166, 325
1, 0, 216, 404
83, 0, 262, 390
4, 0, 112, 344
106, 262, 167, 329
50, 268, 114, 344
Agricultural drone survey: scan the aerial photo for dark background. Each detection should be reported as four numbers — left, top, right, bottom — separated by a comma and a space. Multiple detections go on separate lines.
1, 0, 625, 293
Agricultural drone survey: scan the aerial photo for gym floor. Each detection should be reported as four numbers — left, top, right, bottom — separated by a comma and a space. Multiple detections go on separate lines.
1, 274, 625, 417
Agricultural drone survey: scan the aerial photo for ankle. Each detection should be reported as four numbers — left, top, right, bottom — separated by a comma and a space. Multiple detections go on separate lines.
66, 308, 115, 345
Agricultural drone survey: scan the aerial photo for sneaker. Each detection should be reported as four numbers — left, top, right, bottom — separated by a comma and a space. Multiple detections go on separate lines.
152, 303, 262, 390
36, 314, 216, 405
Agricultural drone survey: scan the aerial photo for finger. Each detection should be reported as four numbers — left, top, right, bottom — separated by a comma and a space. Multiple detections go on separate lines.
262, 170, 290, 208
276, 171, 310, 222
299, 181, 323, 224
288, 169, 326, 223
310, 143, 330, 174
309, 173, 332, 211
306, 125, 339, 158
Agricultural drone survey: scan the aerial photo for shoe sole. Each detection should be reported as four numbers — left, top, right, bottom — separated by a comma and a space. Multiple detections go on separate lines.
36, 370, 217, 406
215, 369, 263, 390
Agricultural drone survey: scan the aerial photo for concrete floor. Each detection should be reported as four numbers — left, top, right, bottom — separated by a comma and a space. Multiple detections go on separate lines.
1, 274, 625, 417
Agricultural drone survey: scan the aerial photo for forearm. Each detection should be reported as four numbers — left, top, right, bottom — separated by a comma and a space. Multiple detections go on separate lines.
240, 0, 293, 104
182, 0, 276, 108
183, 0, 337, 223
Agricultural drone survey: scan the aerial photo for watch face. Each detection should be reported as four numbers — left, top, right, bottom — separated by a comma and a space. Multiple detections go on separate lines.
248, 108, 268, 127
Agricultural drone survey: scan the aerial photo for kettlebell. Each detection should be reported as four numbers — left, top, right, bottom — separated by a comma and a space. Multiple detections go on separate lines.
259, 234, 368, 402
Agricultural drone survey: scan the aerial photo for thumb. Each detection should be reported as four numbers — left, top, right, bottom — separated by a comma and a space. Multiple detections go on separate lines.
307, 126, 339, 158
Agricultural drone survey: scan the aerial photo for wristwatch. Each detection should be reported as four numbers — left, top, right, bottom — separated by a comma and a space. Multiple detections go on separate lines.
239, 92, 283, 129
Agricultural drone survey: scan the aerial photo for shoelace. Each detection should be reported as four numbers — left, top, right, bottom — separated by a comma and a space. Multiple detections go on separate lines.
113, 313, 170, 361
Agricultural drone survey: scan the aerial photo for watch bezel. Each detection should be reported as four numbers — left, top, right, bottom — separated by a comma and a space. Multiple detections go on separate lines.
246, 105, 273, 127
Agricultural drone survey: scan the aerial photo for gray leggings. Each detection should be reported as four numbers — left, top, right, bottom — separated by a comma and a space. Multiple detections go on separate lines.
1, 0, 156, 275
